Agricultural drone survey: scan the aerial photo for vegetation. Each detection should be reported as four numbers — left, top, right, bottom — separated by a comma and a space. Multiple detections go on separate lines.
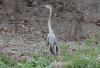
0, 36, 100, 68
0, 53, 19, 68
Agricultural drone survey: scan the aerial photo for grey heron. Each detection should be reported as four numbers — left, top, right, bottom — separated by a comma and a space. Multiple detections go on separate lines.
44, 5, 58, 55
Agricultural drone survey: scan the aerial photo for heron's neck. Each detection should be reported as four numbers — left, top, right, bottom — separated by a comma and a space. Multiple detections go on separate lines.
48, 8, 54, 34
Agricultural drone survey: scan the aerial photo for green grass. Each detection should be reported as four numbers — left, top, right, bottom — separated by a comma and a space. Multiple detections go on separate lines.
0, 53, 20, 68
0, 35, 100, 68
85, 36, 96, 46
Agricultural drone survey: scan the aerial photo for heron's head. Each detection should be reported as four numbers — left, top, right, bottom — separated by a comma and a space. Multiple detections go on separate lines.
43, 5, 52, 10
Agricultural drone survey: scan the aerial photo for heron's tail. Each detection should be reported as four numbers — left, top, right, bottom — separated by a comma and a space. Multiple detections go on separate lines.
50, 45, 58, 55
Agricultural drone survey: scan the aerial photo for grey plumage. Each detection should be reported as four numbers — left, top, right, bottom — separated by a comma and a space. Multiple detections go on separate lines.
44, 5, 58, 55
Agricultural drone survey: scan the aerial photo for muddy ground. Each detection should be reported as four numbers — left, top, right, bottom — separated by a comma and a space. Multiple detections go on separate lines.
0, 0, 100, 61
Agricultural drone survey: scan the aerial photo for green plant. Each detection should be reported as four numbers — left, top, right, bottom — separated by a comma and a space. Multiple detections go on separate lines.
20, 53, 52, 68
70, 45, 100, 68
85, 36, 96, 46
71, 55, 100, 68
60, 44, 72, 61
0, 53, 19, 68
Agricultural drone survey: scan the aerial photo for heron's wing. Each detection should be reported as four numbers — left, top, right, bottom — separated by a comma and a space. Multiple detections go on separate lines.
50, 45, 58, 55
47, 34, 58, 46
47, 34, 58, 55
47, 34, 50, 45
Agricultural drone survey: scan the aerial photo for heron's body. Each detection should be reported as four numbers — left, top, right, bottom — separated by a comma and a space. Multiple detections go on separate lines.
47, 33, 58, 55
44, 5, 58, 55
